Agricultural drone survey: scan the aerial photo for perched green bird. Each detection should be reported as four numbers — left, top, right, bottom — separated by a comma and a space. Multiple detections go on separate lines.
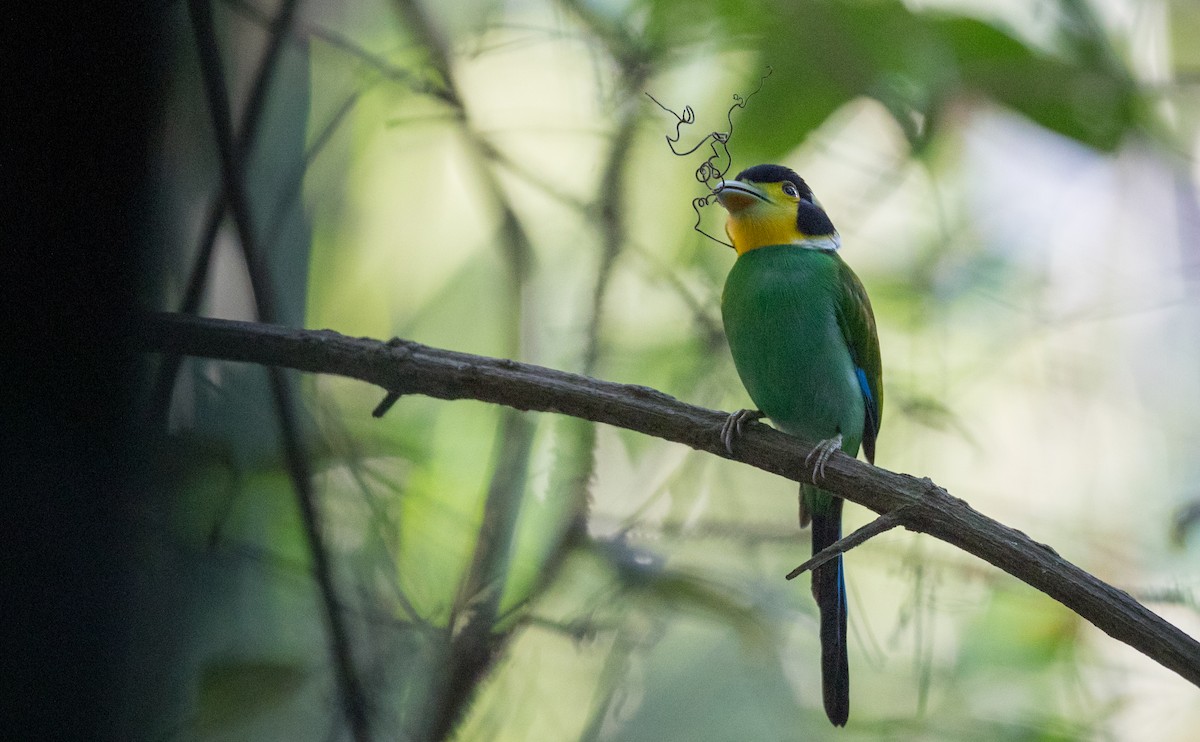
714, 164, 882, 727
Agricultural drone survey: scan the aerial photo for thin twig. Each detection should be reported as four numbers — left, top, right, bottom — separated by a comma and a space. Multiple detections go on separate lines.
222, 0, 444, 99
785, 509, 908, 579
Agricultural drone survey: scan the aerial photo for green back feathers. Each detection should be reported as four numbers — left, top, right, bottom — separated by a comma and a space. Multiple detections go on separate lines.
832, 254, 882, 463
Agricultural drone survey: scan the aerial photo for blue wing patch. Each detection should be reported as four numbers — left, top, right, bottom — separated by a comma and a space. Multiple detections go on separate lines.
855, 367, 873, 408
855, 366, 880, 462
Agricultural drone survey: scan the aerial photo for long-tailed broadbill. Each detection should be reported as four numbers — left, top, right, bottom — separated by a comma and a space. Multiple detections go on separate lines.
714, 164, 882, 727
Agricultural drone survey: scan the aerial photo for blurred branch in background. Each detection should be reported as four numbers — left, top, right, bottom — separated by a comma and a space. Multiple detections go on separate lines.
385, 0, 546, 734
147, 0, 301, 429
181, 1, 371, 738
1173, 500, 1200, 549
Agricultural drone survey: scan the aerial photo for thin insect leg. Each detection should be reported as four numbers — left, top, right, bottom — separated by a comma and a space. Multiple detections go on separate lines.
700, 66, 772, 190
646, 67, 773, 249
691, 195, 732, 248
645, 93, 719, 157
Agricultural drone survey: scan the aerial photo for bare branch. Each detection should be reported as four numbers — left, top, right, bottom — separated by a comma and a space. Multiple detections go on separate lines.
785, 509, 908, 580
134, 311, 1200, 689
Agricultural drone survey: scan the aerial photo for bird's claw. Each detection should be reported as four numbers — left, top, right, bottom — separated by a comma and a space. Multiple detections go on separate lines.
720, 409, 764, 454
804, 434, 843, 484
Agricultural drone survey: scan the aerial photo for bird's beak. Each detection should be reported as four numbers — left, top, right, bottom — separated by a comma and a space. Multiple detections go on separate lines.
715, 180, 768, 213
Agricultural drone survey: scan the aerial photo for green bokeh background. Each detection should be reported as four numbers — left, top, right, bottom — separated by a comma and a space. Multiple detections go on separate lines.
136, 0, 1200, 739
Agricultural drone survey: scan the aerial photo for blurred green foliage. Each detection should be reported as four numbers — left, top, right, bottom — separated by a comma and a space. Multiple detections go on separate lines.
138, 0, 1200, 739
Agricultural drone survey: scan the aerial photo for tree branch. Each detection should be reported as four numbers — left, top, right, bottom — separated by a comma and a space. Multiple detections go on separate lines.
134, 311, 1200, 688
785, 509, 908, 580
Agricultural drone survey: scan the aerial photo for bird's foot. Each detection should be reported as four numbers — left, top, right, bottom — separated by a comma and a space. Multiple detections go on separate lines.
720, 409, 764, 454
804, 434, 843, 484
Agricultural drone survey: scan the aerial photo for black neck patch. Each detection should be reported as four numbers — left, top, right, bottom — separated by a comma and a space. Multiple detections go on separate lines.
796, 200, 836, 236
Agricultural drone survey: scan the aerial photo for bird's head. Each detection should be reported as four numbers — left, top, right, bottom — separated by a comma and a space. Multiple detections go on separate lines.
715, 164, 839, 255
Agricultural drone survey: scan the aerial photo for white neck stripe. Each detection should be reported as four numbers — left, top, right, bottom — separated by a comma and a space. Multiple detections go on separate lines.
793, 233, 841, 251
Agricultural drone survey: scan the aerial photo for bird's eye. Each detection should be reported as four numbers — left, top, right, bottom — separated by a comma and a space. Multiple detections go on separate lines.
781, 182, 799, 198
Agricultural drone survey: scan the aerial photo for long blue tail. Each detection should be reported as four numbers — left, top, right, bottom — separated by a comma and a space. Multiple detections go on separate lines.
810, 492, 849, 726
